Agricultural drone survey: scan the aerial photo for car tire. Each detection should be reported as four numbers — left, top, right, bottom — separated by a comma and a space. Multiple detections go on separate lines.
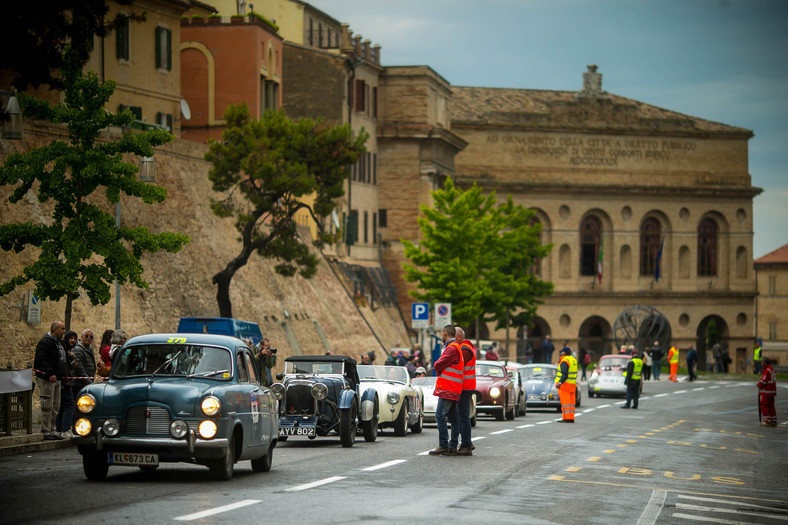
251, 445, 273, 472
83, 453, 109, 481
362, 397, 379, 442
471, 411, 477, 427
209, 433, 235, 481
278, 435, 288, 442
505, 398, 516, 420
393, 400, 408, 436
575, 389, 581, 408
588, 390, 594, 398
494, 407, 505, 421
518, 395, 526, 416
410, 400, 423, 434
339, 399, 357, 447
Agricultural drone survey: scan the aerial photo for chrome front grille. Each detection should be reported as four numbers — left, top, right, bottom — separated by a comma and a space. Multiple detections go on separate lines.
124, 406, 171, 435
284, 384, 316, 415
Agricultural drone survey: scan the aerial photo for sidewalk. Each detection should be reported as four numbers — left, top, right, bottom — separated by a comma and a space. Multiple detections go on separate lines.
0, 432, 75, 457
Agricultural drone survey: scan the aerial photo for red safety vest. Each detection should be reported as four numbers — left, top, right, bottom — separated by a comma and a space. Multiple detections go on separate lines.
459, 340, 476, 390
435, 342, 464, 395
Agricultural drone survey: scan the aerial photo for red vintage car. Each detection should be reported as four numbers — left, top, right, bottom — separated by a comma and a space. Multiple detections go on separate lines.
474, 360, 517, 420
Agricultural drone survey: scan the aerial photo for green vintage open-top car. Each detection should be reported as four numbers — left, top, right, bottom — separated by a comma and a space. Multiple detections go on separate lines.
73, 333, 278, 481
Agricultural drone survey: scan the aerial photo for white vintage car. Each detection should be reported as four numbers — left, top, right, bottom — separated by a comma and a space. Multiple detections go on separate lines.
357, 365, 423, 436
411, 375, 477, 427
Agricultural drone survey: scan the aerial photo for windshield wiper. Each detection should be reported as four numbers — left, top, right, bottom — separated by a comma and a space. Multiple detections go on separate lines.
188, 369, 230, 378
151, 350, 183, 377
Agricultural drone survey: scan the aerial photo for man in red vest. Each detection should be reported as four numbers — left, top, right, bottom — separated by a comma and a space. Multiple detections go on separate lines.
429, 324, 464, 456
451, 327, 476, 456
757, 357, 777, 427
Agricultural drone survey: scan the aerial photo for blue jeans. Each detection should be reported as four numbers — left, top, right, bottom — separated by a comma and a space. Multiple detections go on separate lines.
55, 385, 75, 432
652, 359, 661, 379
624, 381, 640, 408
450, 391, 473, 449
435, 397, 458, 449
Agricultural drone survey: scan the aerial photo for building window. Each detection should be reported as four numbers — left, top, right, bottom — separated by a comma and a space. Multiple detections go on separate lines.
155, 27, 172, 71
769, 275, 777, 296
347, 77, 353, 107
698, 218, 718, 276
639, 217, 661, 276
372, 153, 377, 185
363, 211, 368, 243
580, 216, 601, 276
355, 79, 365, 112
373, 212, 377, 242
769, 321, 777, 340
119, 104, 142, 120
372, 87, 378, 118
156, 112, 173, 132
116, 16, 130, 60
379, 209, 387, 228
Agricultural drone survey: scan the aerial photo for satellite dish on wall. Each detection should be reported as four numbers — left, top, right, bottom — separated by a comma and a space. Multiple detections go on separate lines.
180, 99, 192, 120
332, 210, 340, 228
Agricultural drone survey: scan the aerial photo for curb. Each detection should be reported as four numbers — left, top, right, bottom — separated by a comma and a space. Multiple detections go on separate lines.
0, 433, 76, 457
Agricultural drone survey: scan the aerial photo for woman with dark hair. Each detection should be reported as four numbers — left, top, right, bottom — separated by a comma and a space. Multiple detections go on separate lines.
98, 329, 114, 371
55, 330, 78, 437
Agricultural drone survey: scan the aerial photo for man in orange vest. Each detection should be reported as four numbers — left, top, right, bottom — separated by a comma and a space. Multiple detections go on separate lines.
555, 347, 577, 423
668, 343, 679, 382
451, 327, 476, 456
429, 324, 464, 456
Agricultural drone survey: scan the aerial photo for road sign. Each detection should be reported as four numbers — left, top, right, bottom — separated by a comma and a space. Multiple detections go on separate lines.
26, 291, 41, 324
435, 303, 451, 328
411, 302, 429, 329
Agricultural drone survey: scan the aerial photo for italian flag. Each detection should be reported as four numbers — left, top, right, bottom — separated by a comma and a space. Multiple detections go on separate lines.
597, 235, 604, 284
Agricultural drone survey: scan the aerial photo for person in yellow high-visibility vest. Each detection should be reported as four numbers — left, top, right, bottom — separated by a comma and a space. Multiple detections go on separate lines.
667, 344, 679, 382
555, 347, 577, 423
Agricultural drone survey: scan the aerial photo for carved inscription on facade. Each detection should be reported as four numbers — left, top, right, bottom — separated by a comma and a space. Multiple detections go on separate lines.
485, 134, 697, 166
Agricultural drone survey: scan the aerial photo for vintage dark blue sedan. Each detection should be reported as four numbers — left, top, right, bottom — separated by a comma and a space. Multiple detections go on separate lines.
73, 333, 278, 481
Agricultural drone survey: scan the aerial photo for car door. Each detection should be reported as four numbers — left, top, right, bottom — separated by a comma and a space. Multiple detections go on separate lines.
242, 349, 270, 447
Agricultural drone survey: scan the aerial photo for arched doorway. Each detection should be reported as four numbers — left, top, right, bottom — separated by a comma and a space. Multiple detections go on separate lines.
578, 316, 613, 362
517, 317, 550, 363
696, 315, 729, 372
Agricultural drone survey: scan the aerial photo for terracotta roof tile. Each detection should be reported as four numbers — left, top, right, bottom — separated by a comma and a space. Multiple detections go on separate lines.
755, 243, 788, 264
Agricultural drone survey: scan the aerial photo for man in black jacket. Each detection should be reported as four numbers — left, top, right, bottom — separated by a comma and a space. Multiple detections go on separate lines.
34, 321, 67, 440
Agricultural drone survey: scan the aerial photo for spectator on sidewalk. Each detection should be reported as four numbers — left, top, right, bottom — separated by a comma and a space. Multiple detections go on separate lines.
34, 321, 67, 441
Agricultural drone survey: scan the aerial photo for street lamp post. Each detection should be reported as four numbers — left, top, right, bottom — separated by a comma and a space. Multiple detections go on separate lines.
114, 156, 158, 330
1, 91, 24, 140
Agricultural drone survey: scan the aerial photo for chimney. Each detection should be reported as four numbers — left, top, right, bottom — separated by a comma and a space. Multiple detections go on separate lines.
577, 64, 608, 99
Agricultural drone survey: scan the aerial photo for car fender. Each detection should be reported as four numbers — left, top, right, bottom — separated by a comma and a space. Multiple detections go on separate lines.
339, 389, 356, 411
359, 389, 377, 422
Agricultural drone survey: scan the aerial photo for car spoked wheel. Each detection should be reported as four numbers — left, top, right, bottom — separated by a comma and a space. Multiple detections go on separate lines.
83, 453, 109, 481
251, 444, 273, 472
410, 400, 423, 434
393, 399, 408, 436
209, 433, 235, 480
362, 396, 379, 443
339, 400, 357, 447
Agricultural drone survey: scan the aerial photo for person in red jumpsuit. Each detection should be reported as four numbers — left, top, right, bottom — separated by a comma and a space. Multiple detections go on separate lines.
757, 357, 777, 427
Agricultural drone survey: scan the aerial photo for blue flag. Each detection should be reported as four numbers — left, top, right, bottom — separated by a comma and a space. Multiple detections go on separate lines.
654, 236, 665, 282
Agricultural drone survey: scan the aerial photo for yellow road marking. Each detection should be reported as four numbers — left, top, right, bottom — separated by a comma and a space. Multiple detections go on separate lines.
566, 467, 582, 472
587, 456, 602, 462
603, 449, 616, 453
645, 432, 655, 435
547, 478, 780, 502
627, 439, 638, 443
617, 444, 628, 448
549, 475, 565, 481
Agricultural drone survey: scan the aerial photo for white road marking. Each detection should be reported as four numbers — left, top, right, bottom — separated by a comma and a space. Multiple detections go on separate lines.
537, 420, 552, 425
675, 503, 776, 521
174, 500, 260, 521
635, 489, 666, 525
490, 429, 514, 434
285, 476, 347, 492
709, 385, 721, 389
517, 424, 534, 428
597, 404, 611, 408
474, 436, 487, 441
692, 387, 705, 391
582, 408, 595, 413
654, 393, 669, 397
672, 513, 750, 524
678, 494, 788, 511
674, 390, 688, 394
361, 459, 407, 471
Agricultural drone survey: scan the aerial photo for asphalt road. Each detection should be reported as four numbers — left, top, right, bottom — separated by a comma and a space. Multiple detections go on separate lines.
2, 378, 787, 525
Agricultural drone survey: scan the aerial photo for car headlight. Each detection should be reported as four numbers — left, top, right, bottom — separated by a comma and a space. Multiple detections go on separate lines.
271, 383, 285, 400
201, 396, 221, 416
490, 387, 501, 398
199, 420, 217, 439
171, 420, 188, 438
102, 418, 120, 437
75, 418, 92, 436
387, 391, 400, 404
311, 383, 328, 400
76, 394, 96, 413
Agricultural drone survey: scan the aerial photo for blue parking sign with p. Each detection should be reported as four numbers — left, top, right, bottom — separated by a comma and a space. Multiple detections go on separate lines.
411, 302, 429, 329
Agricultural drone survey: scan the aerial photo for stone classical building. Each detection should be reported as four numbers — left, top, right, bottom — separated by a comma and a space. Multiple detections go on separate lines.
441, 66, 760, 369
755, 243, 788, 367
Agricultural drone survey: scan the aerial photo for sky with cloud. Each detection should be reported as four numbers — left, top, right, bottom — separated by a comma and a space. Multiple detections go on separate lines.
309, 0, 788, 258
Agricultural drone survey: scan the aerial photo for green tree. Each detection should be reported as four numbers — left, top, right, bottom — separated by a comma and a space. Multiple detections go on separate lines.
403, 178, 552, 332
205, 104, 367, 318
0, 69, 189, 328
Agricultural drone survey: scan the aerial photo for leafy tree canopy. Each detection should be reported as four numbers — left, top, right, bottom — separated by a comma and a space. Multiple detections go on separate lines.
403, 178, 553, 329
206, 103, 367, 317
0, 69, 189, 326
